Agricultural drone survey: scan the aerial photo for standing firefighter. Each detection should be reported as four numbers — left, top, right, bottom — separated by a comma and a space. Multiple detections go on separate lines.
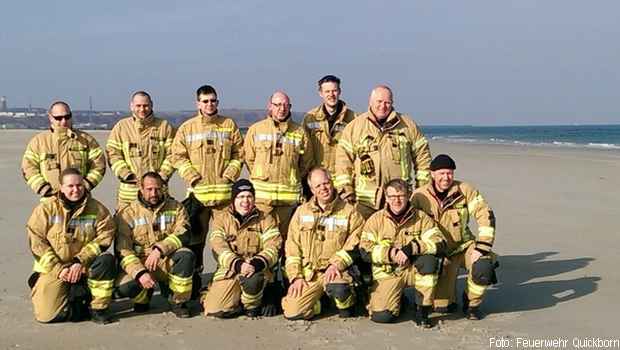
282, 167, 365, 320
334, 85, 431, 219
26, 168, 116, 324
171, 85, 244, 297
244, 91, 314, 236
360, 179, 445, 327
411, 154, 498, 320
303, 75, 356, 175
115, 172, 195, 318
203, 179, 283, 318
106, 91, 175, 207
22, 101, 106, 199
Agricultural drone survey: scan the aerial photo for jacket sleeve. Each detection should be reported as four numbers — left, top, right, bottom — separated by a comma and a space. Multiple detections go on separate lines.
408, 119, 432, 187
284, 208, 304, 281
222, 122, 244, 182
465, 185, 496, 254
243, 126, 257, 174
27, 205, 66, 277
334, 123, 356, 199
298, 128, 314, 180
83, 135, 106, 191
209, 213, 241, 278
115, 209, 146, 279
329, 209, 365, 271
154, 204, 191, 256
106, 123, 134, 182
171, 124, 202, 186
359, 214, 392, 265
75, 204, 115, 267
415, 211, 445, 255
21, 138, 50, 196
159, 123, 177, 181
254, 213, 282, 269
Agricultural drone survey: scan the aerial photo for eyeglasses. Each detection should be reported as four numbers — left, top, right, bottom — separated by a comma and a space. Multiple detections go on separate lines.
271, 102, 290, 109
51, 114, 72, 121
386, 194, 407, 200
200, 99, 218, 104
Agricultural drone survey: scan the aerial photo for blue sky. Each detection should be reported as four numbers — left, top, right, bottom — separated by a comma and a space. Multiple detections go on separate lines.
1, 1, 619, 125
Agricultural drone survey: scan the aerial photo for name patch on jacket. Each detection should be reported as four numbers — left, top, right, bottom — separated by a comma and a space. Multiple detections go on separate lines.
300, 215, 348, 231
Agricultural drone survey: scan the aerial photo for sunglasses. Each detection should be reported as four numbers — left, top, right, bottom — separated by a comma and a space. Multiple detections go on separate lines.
200, 99, 218, 104
51, 113, 72, 121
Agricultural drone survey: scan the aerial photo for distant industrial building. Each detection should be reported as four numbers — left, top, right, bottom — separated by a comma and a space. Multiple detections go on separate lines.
0, 96, 7, 112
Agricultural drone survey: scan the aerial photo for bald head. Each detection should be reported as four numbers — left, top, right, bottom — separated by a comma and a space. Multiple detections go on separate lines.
268, 90, 291, 122
369, 85, 394, 121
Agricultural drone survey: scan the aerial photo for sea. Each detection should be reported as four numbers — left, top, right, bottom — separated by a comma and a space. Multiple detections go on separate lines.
420, 124, 620, 151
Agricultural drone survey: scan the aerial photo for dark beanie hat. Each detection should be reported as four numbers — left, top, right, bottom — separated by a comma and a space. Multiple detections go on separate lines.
231, 179, 255, 199
430, 154, 456, 171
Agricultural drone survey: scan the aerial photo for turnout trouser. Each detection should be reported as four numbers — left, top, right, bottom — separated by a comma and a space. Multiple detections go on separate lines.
30, 253, 116, 323
116, 248, 195, 305
203, 270, 273, 316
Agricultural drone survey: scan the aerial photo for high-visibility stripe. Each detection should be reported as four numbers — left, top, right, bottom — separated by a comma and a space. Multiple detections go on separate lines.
333, 174, 352, 188
133, 288, 150, 304
120, 254, 141, 270
218, 250, 237, 267
86, 169, 103, 184
23, 149, 40, 162
420, 227, 441, 254
88, 148, 103, 160
371, 240, 391, 264
415, 273, 437, 288
478, 226, 495, 239
227, 159, 242, 171
335, 250, 353, 267
84, 242, 101, 257
168, 273, 193, 294
260, 228, 280, 244
414, 137, 428, 150
338, 139, 353, 153
260, 248, 279, 266
334, 293, 354, 309
107, 140, 123, 150
178, 162, 196, 177
209, 229, 227, 240
163, 235, 183, 250
361, 231, 377, 243
185, 130, 232, 143
467, 279, 487, 296
111, 159, 130, 175
88, 279, 114, 298
27, 174, 46, 188
467, 195, 484, 214
33, 250, 59, 273
285, 256, 302, 266
416, 170, 430, 182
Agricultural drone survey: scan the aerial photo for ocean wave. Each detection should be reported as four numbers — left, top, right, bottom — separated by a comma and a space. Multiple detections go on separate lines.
586, 143, 620, 149
430, 136, 620, 151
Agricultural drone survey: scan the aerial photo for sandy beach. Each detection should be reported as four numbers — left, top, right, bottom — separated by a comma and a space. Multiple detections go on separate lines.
1, 129, 618, 349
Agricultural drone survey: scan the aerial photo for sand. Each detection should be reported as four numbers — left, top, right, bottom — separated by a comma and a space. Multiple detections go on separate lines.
0, 130, 618, 349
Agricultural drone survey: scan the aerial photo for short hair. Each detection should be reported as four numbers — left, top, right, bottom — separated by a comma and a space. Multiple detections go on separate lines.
384, 178, 409, 195
307, 166, 331, 186
141, 171, 164, 186
131, 91, 152, 104
196, 85, 218, 100
48, 100, 71, 114
60, 167, 82, 183
318, 75, 341, 90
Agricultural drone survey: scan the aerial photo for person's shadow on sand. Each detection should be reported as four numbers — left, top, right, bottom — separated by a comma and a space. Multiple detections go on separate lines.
482, 251, 599, 314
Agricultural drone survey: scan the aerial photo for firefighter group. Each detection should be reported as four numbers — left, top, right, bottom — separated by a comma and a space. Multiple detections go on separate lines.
21, 76, 498, 327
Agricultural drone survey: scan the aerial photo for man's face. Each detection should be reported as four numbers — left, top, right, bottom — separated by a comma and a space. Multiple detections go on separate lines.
196, 93, 219, 116
48, 104, 72, 129
60, 174, 84, 201
131, 95, 153, 119
369, 88, 393, 121
234, 191, 255, 216
319, 82, 341, 109
269, 93, 291, 122
140, 176, 163, 205
431, 169, 455, 193
385, 187, 408, 215
309, 171, 334, 204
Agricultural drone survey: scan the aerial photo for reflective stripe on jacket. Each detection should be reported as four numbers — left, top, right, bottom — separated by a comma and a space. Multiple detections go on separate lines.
412, 181, 496, 256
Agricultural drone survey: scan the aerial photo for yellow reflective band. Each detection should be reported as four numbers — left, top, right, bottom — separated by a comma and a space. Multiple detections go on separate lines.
335, 250, 353, 267
163, 235, 183, 250
478, 226, 495, 239
111, 159, 129, 174
227, 159, 242, 170
361, 231, 377, 243
371, 240, 391, 264
87, 279, 114, 298
178, 162, 196, 177
334, 293, 354, 309
421, 227, 440, 254
414, 137, 428, 150
260, 228, 280, 244
120, 254, 141, 270
86, 169, 103, 184
24, 150, 40, 162
88, 148, 103, 160
333, 174, 352, 188
209, 229, 227, 240
218, 250, 236, 266
33, 250, 58, 273
84, 242, 102, 257
168, 273, 193, 294
133, 288, 150, 304
415, 273, 437, 288
107, 140, 123, 150
467, 194, 484, 214
416, 170, 430, 181
339, 139, 353, 153
285, 256, 302, 266
467, 279, 487, 296
27, 174, 46, 188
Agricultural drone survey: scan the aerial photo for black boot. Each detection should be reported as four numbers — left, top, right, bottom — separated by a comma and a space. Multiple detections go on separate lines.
91, 308, 113, 325
415, 305, 433, 328
338, 306, 355, 318
170, 302, 190, 318
434, 302, 458, 314
133, 302, 150, 313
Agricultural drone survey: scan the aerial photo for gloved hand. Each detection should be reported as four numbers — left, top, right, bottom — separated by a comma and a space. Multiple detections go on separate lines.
122, 173, 138, 184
